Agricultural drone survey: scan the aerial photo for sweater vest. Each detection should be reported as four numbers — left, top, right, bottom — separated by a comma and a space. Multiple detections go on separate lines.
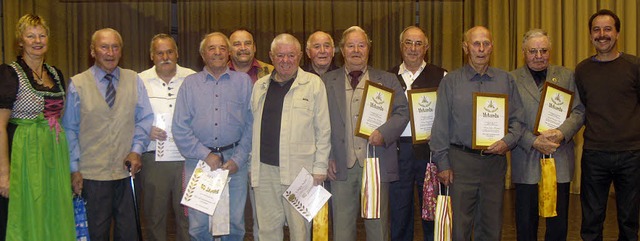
71, 68, 138, 180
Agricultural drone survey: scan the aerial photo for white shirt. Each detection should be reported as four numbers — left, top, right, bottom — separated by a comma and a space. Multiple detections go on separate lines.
398, 61, 427, 137
139, 64, 196, 151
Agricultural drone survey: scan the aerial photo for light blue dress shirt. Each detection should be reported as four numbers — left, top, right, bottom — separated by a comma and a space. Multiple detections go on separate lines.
172, 67, 253, 169
63, 65, 154, 173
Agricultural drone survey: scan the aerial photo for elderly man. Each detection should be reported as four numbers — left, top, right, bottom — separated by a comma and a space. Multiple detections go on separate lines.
388, 26, 446, 241
303, 31, 338, 76
510, 29, 584, 241
228, 29, 274, 83
250, 33, 330, 241
322, 26, 409, 241
172, 32, 252, 241
138, 33, 196, 241
575, 10, 640, 241
63, 28, 154, 241
430, 26, 524, 241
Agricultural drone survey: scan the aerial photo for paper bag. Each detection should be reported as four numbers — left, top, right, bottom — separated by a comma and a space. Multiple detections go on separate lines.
434, 187, 452, 241
73, 195, 91, 241
422, 153, 439, 221
538, 154, 558, 217
209, 179, 230, 236
361, 144, 381, 219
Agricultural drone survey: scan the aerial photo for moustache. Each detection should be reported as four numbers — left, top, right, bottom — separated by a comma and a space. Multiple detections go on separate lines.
595, 36, 611, 41
236, 51, 252, 56
160, 60, 174, 65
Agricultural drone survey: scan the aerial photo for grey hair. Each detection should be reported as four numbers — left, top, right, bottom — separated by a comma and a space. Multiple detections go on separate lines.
522, 29, 551, 48
306, 31, 334, 50
270, 33, 302, 53
339, 26, 371, 48
199, 32, 230, 54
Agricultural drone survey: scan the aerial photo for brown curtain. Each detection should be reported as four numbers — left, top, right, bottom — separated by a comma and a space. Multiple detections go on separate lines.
3, 0, 640, 194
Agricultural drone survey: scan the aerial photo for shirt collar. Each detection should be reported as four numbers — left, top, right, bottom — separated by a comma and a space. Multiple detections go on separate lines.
92, 65, 120, 82
202, 66, 230, 82
463, 64, 494, 79
398, 61, 427, 75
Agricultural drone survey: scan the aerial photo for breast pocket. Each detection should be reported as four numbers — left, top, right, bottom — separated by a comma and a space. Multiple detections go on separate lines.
226, 100, 246, 126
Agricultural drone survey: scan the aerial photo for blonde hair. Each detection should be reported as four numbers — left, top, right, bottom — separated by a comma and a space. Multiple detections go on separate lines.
15, 14, 50, 54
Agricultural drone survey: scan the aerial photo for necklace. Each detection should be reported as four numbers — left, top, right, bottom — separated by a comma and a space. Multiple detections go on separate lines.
32, 65, 45, 85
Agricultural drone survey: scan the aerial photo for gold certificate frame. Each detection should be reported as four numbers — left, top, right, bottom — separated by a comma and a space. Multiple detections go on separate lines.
472, 92, 508, 149
355, 80, 395, 139
407, 88, 438, 144
534, 82, 574, 135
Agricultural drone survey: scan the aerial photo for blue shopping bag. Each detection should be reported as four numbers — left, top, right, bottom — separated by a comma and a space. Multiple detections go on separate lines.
73, 195, 90, 241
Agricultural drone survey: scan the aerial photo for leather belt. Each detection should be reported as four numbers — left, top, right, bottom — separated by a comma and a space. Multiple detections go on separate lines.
451, 144, 492, 156
209, 141, 239, 153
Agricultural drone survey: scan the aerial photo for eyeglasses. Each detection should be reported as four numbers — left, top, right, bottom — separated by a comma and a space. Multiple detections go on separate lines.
403, 40, 425, 48
527, 48, 549, 55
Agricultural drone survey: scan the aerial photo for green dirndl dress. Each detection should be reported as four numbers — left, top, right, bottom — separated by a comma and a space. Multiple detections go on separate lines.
3, 60, 75, 240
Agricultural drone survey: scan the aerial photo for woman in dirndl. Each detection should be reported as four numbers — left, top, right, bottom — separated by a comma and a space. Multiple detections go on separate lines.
0, 13, 75, 240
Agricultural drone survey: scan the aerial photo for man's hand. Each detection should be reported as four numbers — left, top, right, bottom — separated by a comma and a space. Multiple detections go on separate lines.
327, 159, 337, 181
124, 152, 142, 179
0, 173, 9, 198
368, 130, 385, 146
150, 126, 168, 141
437, 170, 453, 186
221, 159, 239, 174
71, 172, 83, 195
204, 152, 223, 170
312, 174, 327, 186
485, 140, 509, 155
540, 129, 564, 144
532, 135, 560, 155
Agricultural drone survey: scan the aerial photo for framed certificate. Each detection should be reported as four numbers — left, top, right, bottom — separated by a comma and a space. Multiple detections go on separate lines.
534, 82, 574, 135
472, 93, 508, 149
407, 88, 438, 144
355, 80, 395, 139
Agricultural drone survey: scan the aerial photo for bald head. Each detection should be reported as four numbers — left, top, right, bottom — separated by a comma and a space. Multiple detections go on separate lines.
462, 26, 493, 74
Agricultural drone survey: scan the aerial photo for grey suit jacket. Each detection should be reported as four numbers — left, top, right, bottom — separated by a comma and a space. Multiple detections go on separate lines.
322, 67, 409, 182
510, 65, 585, 184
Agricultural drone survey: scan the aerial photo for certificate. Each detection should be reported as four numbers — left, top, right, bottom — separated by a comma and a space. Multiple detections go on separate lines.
283, 168, 332, 222
155, 113, 185, 161
180, 161, 229, 215
534, 82, 574, 134
472, 93, 508, 149
407, 88, 437, 144
355, 81, 395, 139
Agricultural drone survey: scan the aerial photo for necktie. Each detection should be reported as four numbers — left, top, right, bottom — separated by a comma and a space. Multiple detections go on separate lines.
104, 74, 116, 108
349, 71, 363, 90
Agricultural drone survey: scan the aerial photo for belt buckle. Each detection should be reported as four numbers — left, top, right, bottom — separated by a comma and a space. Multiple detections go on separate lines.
212, 147, 221, 153
480, 149, 485, 156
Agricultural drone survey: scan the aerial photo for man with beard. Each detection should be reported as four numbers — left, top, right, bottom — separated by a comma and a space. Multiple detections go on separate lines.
138, 33, 195, 241
575, 9, 640, 241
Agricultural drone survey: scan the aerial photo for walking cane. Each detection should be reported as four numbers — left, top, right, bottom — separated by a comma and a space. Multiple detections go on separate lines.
125, 161, 144, 241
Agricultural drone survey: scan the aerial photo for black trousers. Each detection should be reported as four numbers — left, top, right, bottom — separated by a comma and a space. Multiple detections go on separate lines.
83, 178, 140, 241
580, 149, 640, 241
514, 182, 570, 241
0, 197, 6, 241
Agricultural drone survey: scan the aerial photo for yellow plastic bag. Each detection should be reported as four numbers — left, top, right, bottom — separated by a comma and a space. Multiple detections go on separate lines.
361, 144, 381, 219
312, 199, 329, 241
538, 154, 557, 217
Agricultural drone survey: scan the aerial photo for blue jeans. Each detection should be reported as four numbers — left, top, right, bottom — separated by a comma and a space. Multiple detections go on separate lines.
184, 153, 248, 241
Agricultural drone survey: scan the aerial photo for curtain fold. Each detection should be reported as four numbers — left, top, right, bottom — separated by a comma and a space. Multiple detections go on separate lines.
3, 0, 640, 194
